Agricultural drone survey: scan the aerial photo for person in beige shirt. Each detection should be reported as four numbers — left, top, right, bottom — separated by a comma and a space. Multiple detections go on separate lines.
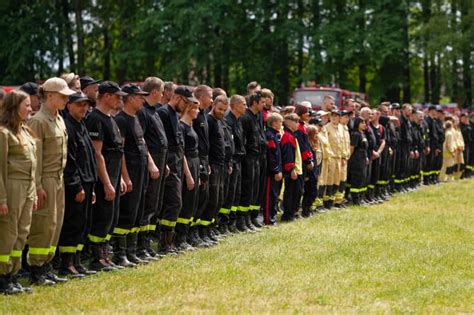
27, 77, 74, 286
323, 110, 343, 209
0, 90, 37, 294
335, 110, 351, 207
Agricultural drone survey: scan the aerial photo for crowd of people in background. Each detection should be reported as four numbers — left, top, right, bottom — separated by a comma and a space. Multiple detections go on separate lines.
0, 75, 473, 295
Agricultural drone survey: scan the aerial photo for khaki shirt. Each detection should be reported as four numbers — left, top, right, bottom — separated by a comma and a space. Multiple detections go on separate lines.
294, 140, 303, 175
318, 128, 333, 160
0, 125, 37, 204
340, 124, 350, 160
27, 106, 68, 190
325, 123, 343, 158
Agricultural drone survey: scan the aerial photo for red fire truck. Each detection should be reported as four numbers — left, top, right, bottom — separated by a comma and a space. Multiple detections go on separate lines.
292, 85, 368, 110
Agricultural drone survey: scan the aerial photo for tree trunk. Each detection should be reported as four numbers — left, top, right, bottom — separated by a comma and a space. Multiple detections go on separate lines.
62, 0, 75, 73
56, 0, 64, 75
74, 0, 84, 75
402, 0, 411, 103
103, 27, 111, 80
460, 0, 472, 107
422, 0, 431, 103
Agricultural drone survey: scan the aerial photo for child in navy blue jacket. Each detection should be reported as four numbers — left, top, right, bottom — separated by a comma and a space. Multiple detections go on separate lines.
280, 113, 301, 222
264, 113, 283, 225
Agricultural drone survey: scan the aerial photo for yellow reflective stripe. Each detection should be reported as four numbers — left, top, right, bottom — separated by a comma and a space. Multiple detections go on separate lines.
59, 246, 77, 253
367, 184, 375, 189
49, 246, 57, 253
29, 247, 50, 255
211, 218, 215, 224
231, 206, 238, 212
350, 187, 365, 193
10, 250, 22, 258
250, 205, 260, 210
177, 217, 192, 224
131, 227, 140, 233
394, 179, 403, 184
199, 219, 212, 226
160, 219, 177, 227
377, 180, 389, 185
219, 208, 231, 214
149, 224, 157, 231
113, 227, 130, 235
76, 244, 84, 251
238, 206, 249, 212
0, 255, 10, 263
88, 234, 105, 243
105, 234, 112, 241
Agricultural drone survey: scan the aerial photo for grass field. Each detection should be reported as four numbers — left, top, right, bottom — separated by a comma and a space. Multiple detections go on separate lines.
1, 180, 473, 314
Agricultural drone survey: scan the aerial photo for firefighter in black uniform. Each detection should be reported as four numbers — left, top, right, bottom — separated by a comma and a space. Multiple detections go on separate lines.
360, 108, 376, 204
220, 95, 247, 232
85, 81, 126, 272
157, 86, 196, 255
423, 106, 439, 185
112, 84, 150, 267
378, 115, 394, 198
58, 92, 97, 278
190, 85, 212, 246
199, 95, 229, 243
136, 77, 169, 260
239, 92, 265, 231
396, 104, 414, 191
369, 110, 385, 202
348, 117, 369, 205
433, 106, 445, 183
460, 113, 472, 178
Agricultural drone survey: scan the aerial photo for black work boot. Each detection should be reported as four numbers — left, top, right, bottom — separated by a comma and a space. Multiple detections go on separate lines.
245, 214, 257, 231
74, 252, 96, 275
44, 262, 68, 283
158, 231, 179, 256
188, 226, 210, 248
58, 253, 85, 278
89, 244, 116, 272
126, 233, 148, 265
112, 236, 136, 268
11, 274, 32, 293
137, 232, 159, 261
145, 232, 160, 258
175, 231, 196, 252
29, 265, 55, 286
236, 215, 251, 232
0, 274, 22, 295
198, 226, 217, 245
227, 219, 239, 233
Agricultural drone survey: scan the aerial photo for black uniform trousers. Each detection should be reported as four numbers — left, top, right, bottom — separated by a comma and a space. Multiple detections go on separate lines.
256, 153, 267, 218
302, 174, 318, 211
58, 183, 94, 252
219, 161, 241, 225
282, 175, 303, 221
240, 155, 260, 215
200, 164, 225, 225
193, 155, 209, 226
89, 155, 122, 243
142, 149, 168, 232
176, 154, 200, 234
370, 158, 381, 189
263, 175, 282, 225
115, 156, 147, 234
159, 148, 183, 232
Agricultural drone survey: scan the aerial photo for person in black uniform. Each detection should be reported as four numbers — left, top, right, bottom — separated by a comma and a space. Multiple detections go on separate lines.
369, 110, 385, 202
220, 95, 247, 233
136, 77, 169, 259
398, 104, 415, 191
239, 92, 265, 231
199, 95, 229, 244
85, 81, 127, 272
175, 102, 199, 251
112, 84, 152, 267
157, 86, 197, 255
348, 117, 369, 205
190, 85, 213, 246
433, 106, 445, 183
423, 106, 439, 185
459, 113, 472, 178
378, 114, 394, 198
58, 92, 97, 278
80, 76, 101, 110
360, 108, 376, 204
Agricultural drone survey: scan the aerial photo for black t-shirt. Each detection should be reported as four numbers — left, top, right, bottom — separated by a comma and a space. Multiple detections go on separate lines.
179, 121, 199, 156
85, 108, 123, 159
157, 104, 184, 149
370, 123, 385, 150
207, 114, 225, 166
193, 109, 210, 157
240, 108, 261, 156
350, 131, 368, 159
137, 102, 168, 153
115, 111, 148, 160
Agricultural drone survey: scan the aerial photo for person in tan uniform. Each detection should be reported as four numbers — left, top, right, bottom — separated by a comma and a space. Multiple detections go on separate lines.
452, 117, 465, 179
335, 110, 351, 208
316, 111, 331, 211
324, 110, 343, 209
0, 90, 37, 294
27, 77, 74, 285
440, 119, 456, 182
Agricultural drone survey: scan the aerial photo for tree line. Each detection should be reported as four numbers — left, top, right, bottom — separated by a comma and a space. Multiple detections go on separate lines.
0, 0, 472, 107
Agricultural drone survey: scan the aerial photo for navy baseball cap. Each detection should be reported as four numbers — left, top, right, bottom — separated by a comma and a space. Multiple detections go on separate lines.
98, 81, 127, 96
19, 82, 38, 96
80, 76, 101, 89
175, 86, 198, 104
68, 92, 90, 104
121, 84, 150, 96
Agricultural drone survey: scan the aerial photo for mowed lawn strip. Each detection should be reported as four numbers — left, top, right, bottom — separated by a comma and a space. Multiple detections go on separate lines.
1, 180, 473, 314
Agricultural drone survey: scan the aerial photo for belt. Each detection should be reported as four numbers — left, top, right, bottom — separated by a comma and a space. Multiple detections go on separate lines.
185, 151, 199, 158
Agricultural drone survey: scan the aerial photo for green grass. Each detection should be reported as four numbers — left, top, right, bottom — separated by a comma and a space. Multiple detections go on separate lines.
2, 180, 473, 314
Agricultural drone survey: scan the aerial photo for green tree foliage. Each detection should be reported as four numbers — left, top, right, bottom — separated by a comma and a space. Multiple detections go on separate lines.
0, 0, 472, 107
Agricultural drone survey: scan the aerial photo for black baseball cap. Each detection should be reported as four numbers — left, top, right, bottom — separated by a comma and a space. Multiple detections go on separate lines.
309, 117, 324, 126
68, 92, 90, 104
428, 105, 437, 111
19, 82, 38, 96
391, 103, 401, 110
98, 81, 127, 96
340, 110, 352, 116
331, 109, 341, 116
80, 76, 101, 89
175, 86, 198, 104
121, 84, 150, 96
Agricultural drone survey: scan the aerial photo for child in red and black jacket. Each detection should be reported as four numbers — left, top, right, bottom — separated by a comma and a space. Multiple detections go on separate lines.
280, 113, 301, 222
264, 113, 284, 225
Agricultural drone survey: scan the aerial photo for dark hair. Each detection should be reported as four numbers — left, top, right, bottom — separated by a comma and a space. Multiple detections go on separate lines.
249, 91, 263, 107
0, 90, 35, 142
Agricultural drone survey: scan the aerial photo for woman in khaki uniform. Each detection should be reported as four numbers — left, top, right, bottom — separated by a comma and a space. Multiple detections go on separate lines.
0, 90, 37, 294
27, 77, 74, 285
452, 117, 465, 179
441, 120, 456, 182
